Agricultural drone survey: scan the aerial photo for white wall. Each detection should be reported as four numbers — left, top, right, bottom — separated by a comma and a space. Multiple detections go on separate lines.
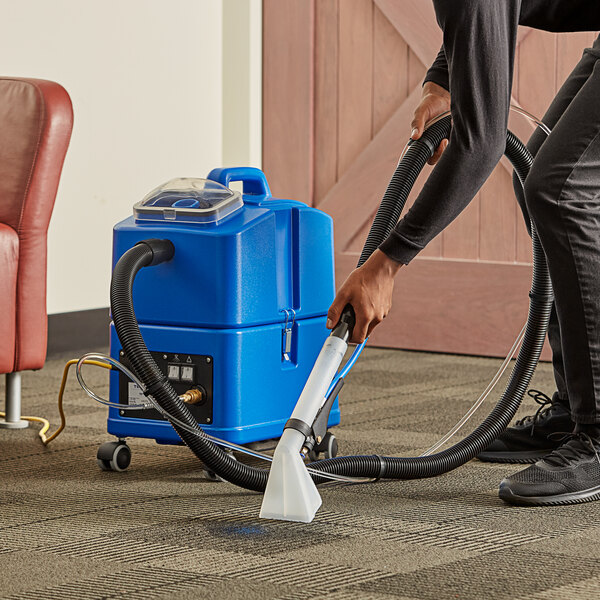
222, 0, 262, 168
0, 0, 262, 314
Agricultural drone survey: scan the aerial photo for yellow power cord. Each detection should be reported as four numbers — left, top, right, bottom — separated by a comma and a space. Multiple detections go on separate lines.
0, 359, 112, 445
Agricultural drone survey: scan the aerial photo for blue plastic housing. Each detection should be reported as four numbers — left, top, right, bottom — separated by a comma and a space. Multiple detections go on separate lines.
108, 167, 339, 445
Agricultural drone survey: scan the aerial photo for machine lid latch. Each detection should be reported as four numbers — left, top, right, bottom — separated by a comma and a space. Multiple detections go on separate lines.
281, 308, 296, 361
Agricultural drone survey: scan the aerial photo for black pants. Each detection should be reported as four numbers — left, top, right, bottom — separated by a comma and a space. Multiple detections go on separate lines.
514, 35, 600, 424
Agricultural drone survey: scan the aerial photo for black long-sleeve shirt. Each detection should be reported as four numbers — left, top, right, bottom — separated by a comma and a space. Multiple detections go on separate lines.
378, 0, 600, 265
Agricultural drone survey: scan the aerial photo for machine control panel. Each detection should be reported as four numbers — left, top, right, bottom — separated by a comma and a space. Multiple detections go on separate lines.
118, 351, 213, 425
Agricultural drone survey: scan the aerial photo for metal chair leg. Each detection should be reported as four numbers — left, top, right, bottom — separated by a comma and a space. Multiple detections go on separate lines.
0, 372, 28, 429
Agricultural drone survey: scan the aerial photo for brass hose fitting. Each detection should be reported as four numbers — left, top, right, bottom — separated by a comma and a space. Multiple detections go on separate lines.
181, 388, 204, 405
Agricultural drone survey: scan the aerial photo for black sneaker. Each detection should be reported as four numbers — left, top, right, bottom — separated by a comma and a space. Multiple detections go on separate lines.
498, 432, 600, 506
477, 390, 574, 464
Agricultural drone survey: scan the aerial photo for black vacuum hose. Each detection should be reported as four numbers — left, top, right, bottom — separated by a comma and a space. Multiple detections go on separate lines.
111, 115, 553, 489
111, 239, 269, 492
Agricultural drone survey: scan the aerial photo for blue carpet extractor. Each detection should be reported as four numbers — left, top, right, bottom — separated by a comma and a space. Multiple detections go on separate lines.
105, 167, 340, 453
83, 115, 551, 523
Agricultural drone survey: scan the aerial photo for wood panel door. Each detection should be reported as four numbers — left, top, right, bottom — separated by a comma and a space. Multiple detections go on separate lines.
263, 0, 598, 358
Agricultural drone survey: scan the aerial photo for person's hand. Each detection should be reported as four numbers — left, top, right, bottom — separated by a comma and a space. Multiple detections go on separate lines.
326, 250, 402, 344
411, 81, 451, 165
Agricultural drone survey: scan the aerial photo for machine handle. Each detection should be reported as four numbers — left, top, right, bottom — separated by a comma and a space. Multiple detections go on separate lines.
331, 304, 356, 342
207, 167, 271, 198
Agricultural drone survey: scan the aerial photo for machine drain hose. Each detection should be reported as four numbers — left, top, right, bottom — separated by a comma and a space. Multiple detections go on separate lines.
110, 115, 552, 489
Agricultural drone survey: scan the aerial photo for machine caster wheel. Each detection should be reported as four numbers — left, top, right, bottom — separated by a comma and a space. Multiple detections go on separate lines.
308, 432, 339, 461
201, 450, 236, 482
321, 432, 338, 459
202, 469, 224, 482
97, 441, 131, 472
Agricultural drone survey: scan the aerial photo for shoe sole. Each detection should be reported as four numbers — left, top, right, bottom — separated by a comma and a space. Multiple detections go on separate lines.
499, 483, 600, 506
477, 450, 551, 464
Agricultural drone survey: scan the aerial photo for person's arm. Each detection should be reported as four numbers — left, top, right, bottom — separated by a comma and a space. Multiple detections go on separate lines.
520, 0, 600, 32
423, 1, 600, 94
326, 250, 401, 343
379, 0, 520, 264
327, 0, 597, 343
326, 80, 450, 343
379, 0, 599, 265
423, 46, 449, 92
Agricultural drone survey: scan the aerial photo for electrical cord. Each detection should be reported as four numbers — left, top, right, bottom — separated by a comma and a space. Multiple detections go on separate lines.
0, 410, 51, 443
45, 359, 115, 444
1, 359, 114, 445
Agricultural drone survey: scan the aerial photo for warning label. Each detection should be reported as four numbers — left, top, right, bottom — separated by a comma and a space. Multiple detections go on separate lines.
128, 382, 145, 405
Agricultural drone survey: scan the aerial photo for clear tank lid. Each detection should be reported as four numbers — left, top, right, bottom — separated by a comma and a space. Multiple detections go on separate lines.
134, 178, 243, 224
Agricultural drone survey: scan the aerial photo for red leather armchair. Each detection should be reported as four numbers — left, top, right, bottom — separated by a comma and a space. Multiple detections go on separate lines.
0, 78, 73, 428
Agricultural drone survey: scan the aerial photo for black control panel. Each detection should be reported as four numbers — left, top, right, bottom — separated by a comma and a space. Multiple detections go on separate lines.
118, 350, 213, 424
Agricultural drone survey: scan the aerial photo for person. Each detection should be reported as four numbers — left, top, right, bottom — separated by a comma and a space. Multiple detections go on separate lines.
326, 1, 600, 506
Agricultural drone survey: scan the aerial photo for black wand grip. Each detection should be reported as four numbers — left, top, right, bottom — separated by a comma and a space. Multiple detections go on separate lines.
331, 304, 356, 342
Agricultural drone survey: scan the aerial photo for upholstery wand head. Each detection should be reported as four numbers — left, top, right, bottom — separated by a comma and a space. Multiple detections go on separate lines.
259, 428, 322, 523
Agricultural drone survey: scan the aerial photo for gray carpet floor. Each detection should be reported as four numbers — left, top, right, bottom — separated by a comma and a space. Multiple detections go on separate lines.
1, 347, 599, 599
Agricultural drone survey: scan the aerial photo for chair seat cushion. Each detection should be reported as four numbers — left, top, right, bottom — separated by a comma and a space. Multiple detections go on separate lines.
0, 223, 18, 374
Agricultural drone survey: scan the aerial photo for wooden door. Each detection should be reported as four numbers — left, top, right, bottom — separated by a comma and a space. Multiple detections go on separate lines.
263, 0, 598, 358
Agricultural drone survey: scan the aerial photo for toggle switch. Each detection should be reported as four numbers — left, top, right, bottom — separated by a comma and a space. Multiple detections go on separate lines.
167, 364, 181, 381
